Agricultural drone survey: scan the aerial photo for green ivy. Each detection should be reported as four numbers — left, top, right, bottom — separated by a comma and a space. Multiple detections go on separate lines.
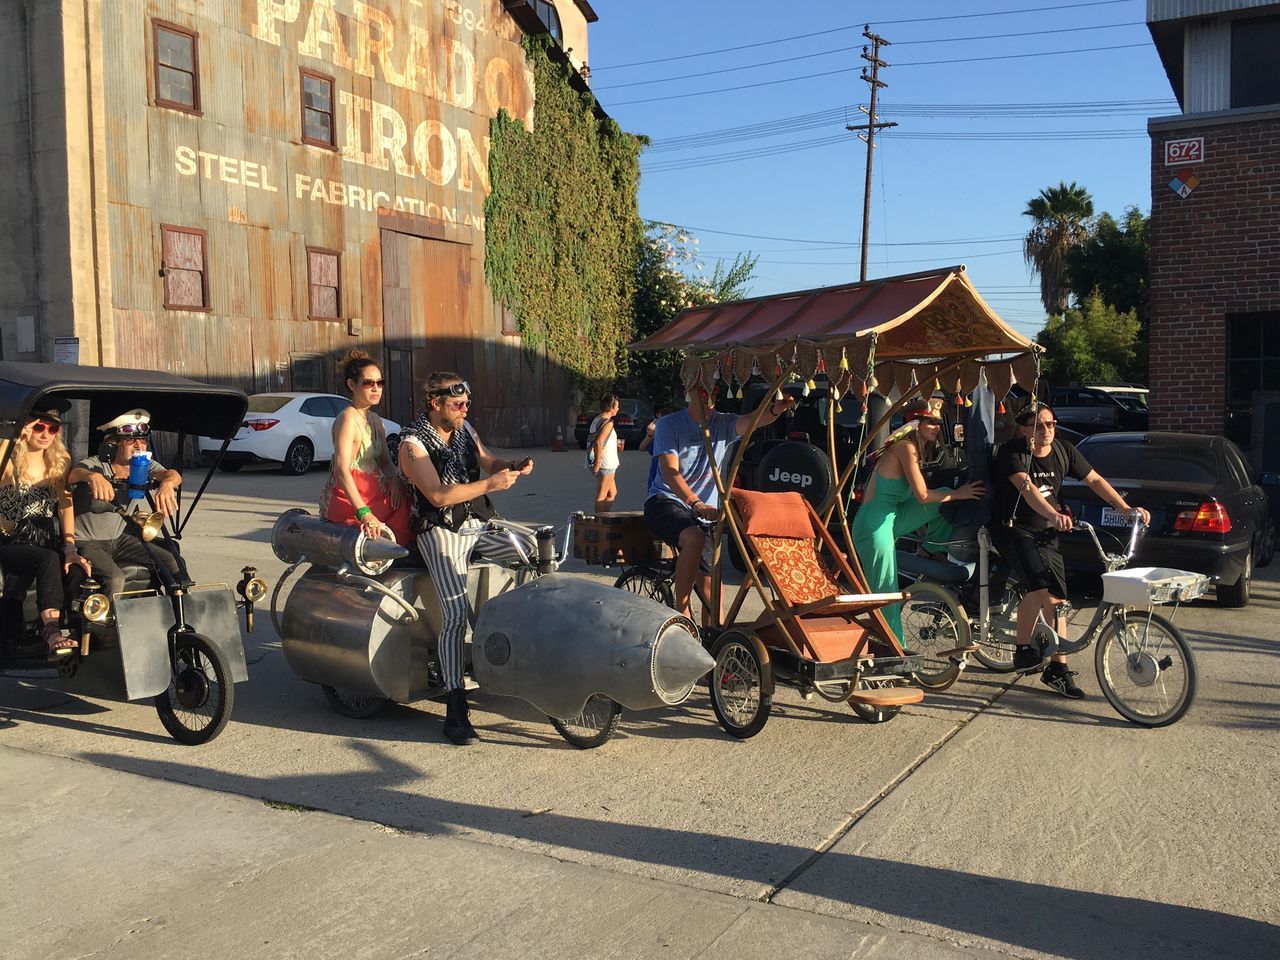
486, 36, 645, 390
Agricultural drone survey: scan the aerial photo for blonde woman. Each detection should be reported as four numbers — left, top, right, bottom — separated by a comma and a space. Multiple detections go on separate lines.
851, 397, 985, 641
0, 406, 92, 657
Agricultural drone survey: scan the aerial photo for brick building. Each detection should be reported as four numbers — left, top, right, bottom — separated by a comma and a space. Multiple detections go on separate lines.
0, 0, 599, 446
1147, 0, 1280, 451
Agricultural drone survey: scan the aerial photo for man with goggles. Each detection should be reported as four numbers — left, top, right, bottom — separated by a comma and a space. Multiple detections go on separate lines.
66, 408, 183, 597
645, 381, 797, 621
396, 373, 533, 746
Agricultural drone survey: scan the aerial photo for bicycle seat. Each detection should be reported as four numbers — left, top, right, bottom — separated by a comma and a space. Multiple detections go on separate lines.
896, 551, 970, 585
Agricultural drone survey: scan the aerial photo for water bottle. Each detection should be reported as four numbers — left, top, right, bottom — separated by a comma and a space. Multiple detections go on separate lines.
127, 451, 152, 500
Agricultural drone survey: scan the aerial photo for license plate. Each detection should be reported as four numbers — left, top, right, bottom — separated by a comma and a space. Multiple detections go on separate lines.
1100, 506, 1129, 527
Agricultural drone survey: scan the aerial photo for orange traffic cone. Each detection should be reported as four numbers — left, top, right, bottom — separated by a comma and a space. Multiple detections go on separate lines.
551, 425, 566, 452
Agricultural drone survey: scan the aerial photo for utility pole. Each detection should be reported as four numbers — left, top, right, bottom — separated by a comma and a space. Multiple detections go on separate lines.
846, 26, 897, 282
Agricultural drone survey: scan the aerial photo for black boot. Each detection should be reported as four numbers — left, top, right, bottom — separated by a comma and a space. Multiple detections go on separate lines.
443, 688, 479, 745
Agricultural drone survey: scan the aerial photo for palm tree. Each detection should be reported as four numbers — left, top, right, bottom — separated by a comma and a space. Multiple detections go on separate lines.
1023, 181, 1094, 314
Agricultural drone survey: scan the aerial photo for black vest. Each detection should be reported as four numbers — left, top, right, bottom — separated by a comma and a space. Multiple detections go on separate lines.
412, 431, 496, 534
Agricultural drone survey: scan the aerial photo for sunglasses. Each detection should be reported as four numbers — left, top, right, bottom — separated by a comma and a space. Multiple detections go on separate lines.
114, 422, 151, 437
1032, 420, 1058, 429
445, 399, 471, 410
361, 378, 385, 388
29, 420, 62, 436
431, 381, 471, 398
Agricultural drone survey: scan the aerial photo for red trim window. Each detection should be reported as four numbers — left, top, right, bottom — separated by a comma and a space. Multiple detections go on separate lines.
301, 69, 336, 149
161, 225, 209, 311
153, 20, 201, 114
308, 247, 341, 320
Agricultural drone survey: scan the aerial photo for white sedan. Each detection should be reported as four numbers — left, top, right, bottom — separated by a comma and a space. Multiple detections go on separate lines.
199, 393, 401, 475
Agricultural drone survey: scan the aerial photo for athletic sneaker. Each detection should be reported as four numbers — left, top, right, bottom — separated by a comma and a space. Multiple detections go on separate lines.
1041, 662, 1084, 699
1013, 645, 1043, 673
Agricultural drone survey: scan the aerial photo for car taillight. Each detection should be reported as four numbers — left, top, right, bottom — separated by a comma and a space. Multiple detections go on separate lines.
245, 419, 279, 431
617, 414, 634, 425
1174, 501, 1231, 533
576, 414, 590, 424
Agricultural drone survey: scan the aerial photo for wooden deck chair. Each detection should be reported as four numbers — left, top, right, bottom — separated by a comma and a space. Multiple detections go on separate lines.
730, 488, 924, 709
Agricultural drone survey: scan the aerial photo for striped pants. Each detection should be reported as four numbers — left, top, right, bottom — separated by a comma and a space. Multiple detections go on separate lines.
417, 518, 536, 691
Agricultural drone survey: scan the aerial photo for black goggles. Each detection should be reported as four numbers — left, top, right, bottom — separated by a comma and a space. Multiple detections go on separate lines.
431, 381, 471, 398
113, 423, 151, 438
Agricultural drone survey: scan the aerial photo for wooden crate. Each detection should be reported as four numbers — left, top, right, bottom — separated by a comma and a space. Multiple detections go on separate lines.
573, 511, 657, 566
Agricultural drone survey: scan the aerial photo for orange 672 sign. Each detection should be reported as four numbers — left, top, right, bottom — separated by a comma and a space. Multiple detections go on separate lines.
1165, 137, 1205, 165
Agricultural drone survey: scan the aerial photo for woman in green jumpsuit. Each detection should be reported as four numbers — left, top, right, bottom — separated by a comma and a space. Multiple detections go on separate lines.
851, 397, 985, 642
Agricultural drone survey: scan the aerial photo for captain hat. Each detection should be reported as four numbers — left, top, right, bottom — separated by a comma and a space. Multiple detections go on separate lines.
97, 408, 152, 433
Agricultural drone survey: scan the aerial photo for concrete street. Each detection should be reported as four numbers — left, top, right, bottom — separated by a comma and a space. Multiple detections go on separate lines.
3, 446, 1278, 959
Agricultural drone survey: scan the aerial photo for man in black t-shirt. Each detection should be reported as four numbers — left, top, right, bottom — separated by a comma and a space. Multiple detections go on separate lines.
992, 404, 1150, 698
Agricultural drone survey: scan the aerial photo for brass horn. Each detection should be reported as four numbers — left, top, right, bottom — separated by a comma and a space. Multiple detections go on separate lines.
122, 508, 165, 542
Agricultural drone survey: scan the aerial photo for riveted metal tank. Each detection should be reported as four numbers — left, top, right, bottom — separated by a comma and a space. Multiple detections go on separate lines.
472, 575, 713, 720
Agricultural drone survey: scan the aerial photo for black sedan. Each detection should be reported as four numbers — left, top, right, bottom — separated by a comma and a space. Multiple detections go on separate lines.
1058, 432, 1276, 607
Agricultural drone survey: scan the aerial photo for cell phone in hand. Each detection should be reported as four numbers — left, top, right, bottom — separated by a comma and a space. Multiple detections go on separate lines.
513, 457, 533, 470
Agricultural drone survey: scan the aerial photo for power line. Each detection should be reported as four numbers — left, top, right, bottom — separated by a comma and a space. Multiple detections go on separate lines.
610, 44, 1150, 106
595, 21, 1143, 91
593, 0, 1133, 70
648, 221, 1024, 247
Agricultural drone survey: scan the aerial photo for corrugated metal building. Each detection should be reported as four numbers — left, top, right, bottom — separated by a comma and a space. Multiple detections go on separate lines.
0, 0, 598, 445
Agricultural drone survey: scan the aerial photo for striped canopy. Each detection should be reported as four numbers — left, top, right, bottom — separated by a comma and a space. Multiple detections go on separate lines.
628, 266, 1040, 397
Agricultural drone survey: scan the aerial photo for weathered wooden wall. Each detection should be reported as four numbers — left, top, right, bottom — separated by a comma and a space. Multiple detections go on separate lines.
91, 0, 576, 445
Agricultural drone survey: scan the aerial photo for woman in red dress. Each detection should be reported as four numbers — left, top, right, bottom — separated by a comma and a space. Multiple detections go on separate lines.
319, 350, 412, 544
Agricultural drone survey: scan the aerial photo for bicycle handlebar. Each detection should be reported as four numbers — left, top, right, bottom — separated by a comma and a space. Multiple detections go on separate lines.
1071, 515, 1146, 569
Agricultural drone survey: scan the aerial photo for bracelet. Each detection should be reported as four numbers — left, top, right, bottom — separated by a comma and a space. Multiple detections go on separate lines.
355, 506, 373, 520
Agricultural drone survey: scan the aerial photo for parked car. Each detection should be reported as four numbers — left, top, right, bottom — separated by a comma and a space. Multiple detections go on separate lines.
1058, 432, 1275, 607
574, 398, 656, 449
1050, 382, 1149, 435
199, 393, 401, 475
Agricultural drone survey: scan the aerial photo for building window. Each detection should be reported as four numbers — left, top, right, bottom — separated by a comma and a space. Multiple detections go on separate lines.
291, 355, 325, 392
153, 20, 201, 114
308, 247, 341, 320
533, 1, 563, 45
1225, 312, 1280, 448
1231, 16, 1280, 109
301, 69, 336, 148
161, 225, 209, 310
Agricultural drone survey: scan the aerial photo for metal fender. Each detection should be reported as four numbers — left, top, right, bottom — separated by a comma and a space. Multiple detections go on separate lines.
472, 575, 713, 719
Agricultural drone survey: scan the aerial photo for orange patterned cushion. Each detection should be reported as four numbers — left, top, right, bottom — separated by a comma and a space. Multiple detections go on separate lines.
749, 534, 837, 605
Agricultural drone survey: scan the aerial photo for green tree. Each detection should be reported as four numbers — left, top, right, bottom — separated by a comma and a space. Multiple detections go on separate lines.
1036, 292, 1141, 384
627, 222, 757, 405
1066, 206, 1148, 326
1023, 181, 1095, 315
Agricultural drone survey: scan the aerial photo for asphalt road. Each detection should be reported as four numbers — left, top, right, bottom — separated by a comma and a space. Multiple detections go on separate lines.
2, 446, 1277, 959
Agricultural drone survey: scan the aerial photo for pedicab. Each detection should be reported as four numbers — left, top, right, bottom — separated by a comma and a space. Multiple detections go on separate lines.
626, 265, 1043, 736
0, 362, 262, 744
270, 507, 714, 749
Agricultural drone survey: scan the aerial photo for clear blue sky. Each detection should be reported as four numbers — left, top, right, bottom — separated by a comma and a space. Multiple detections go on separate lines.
588, 0, 1177, 338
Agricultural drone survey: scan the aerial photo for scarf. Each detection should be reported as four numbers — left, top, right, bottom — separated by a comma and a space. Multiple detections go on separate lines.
398, 412, 472, 485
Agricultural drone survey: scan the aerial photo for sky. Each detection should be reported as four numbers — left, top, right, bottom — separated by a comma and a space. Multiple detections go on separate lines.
586, 0, 1178, 339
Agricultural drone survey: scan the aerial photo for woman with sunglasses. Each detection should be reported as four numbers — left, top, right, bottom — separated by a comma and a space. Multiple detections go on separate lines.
319, 350, 411, 546
0, 406, 93, 657
851, 396, 985, 643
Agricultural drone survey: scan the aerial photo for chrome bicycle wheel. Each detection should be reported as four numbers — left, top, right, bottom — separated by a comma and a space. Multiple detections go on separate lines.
1094, 610, 1197, 727
549, 694, 622, 749
972, 579, 1023, 672
899, 581, 969, 690
614, 566, 675, 609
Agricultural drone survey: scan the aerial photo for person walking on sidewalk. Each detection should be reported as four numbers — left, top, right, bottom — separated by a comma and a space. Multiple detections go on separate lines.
992, 403, 1149, 698
586, 394, 621, 514
396, 372, 534, 745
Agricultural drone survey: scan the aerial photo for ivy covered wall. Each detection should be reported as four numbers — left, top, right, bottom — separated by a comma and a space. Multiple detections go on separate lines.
485, 36, 645, 391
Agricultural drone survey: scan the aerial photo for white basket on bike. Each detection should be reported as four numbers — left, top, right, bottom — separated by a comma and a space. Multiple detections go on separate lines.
1101, 567, 1210, 606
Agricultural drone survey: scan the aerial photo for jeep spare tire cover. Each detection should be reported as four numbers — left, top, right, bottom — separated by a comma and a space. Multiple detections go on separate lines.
756, 441, 833, 508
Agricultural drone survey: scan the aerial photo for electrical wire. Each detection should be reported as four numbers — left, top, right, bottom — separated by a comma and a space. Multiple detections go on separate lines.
610, 44, 1150, 106
648, 221, 1024, 246
593, 0, 1134, 70
595, 21, 1143, 91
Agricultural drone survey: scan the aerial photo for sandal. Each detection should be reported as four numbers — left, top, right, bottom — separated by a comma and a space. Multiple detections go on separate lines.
43, 621, 76, 659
